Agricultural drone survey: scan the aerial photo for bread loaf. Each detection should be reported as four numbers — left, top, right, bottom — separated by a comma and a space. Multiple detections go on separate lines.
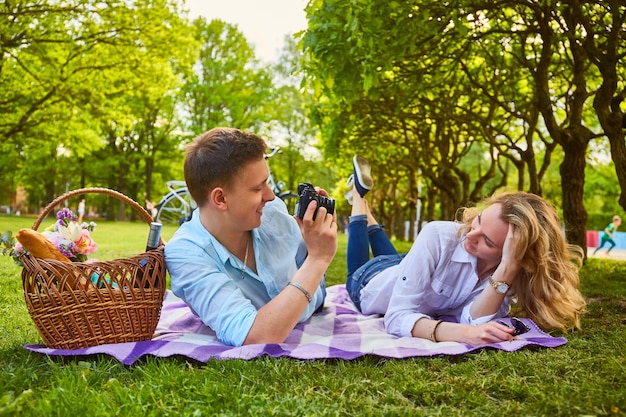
16, 228, 71, 262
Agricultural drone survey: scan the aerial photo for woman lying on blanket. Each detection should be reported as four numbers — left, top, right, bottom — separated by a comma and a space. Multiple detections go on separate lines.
165, 128, 337, 347
345, 155, 586, 346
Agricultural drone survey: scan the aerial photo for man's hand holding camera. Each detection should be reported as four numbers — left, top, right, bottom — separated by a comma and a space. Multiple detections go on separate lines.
294, 183, 338, 265
295, 182, 335, 220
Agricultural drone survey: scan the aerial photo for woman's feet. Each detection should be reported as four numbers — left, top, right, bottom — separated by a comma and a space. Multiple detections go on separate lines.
345, 155, 373, 204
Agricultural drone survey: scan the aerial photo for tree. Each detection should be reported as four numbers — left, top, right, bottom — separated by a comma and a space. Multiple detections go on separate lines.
1, 0, 198, 213
261, 35, 327, 194
182, 18, 274, 134
577, 1, 626, 210
83, 0, 198, 214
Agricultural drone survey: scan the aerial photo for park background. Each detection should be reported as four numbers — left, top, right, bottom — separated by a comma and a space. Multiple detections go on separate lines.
1, 0, 626, 257
1, 1, 625, 416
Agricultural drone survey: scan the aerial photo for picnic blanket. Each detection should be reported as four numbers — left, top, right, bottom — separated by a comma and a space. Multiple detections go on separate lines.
24, 285, 567, 365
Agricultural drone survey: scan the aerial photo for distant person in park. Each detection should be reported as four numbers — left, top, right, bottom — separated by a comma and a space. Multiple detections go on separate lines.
165, 127, 337, 347
593, 215, 622, 256
145, 199, 158, 220
77, 198, 86, 223
344, 155, 586, 346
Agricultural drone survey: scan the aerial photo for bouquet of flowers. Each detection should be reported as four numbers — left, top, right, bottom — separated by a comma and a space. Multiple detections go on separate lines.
1, 208, 98, 265
42, 208, 98, 261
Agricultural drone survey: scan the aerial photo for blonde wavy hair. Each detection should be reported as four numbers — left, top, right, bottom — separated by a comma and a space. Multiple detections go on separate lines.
457, 192, 586, 331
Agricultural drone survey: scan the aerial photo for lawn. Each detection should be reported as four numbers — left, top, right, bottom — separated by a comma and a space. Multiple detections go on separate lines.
0, 214, 624, 416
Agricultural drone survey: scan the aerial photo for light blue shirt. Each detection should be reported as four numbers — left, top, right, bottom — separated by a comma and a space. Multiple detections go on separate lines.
359, 221, 512, 338
164, 198, 325, 346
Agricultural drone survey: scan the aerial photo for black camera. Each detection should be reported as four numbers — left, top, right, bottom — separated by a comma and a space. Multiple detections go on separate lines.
295, 183, 335, 220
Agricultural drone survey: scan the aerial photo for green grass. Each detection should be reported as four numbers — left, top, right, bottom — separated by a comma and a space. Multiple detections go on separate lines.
0, 214, 624, 416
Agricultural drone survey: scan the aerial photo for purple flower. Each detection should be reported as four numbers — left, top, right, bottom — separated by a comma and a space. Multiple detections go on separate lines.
57, 242, 75, 259
56, 208, 76, 227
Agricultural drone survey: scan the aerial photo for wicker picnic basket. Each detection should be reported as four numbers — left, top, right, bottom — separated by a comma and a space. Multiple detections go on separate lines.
20, 188, 166, 350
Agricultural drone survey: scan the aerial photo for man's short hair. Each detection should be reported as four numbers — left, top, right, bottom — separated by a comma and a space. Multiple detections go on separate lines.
184, 127, 267, 207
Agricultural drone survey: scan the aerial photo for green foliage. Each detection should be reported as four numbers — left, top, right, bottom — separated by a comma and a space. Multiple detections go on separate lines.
302, 1, 545, 217
1, 2, 329, 217
182, 18, 274, 134
0, 0, 200, 211
0, 230, 18, 262
263, 35, 332, 194
2, 0, 625, 252
301, 0, 626, 246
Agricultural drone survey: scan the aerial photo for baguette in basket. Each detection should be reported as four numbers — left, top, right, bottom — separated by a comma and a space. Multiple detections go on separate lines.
16, 228, 72, 262
16, 228, 88, 290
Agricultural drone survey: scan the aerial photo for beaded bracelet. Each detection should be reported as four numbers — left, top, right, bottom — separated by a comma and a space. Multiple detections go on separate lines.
431, 319, 444, 343
288, 281, 312, 303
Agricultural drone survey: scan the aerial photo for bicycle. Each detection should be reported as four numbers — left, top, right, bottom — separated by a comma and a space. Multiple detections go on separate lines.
154, 180, 196, 226
154, 147, 298, 226
265, 147, 299, 213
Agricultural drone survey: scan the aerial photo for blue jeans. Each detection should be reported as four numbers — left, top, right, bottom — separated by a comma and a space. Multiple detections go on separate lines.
345, 214, 404, 311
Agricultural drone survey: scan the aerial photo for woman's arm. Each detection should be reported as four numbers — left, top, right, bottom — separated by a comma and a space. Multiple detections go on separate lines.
411, 223, 519, 345
382, 223, 445, 338
469, 223, 521, 319
411, 318, 516, 345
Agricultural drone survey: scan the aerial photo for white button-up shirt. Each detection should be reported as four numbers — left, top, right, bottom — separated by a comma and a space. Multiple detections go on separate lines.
360, 221, 511, 338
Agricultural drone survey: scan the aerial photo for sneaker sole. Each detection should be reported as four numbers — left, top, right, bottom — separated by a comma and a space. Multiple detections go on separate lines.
354, 155, 373, 189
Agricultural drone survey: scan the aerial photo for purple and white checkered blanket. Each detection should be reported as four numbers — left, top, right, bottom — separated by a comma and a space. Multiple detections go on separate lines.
25, 285, 566, 365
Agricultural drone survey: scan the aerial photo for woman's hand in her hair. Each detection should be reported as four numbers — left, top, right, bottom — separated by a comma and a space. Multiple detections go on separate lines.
499, 223, 521, 276
501, 223, 518, 260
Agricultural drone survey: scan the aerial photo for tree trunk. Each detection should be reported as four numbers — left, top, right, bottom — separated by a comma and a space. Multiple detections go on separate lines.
559, 130, 588, 252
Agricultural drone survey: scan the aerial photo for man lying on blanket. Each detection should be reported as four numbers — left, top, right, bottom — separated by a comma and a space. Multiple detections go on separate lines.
165, 127, 337, 347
